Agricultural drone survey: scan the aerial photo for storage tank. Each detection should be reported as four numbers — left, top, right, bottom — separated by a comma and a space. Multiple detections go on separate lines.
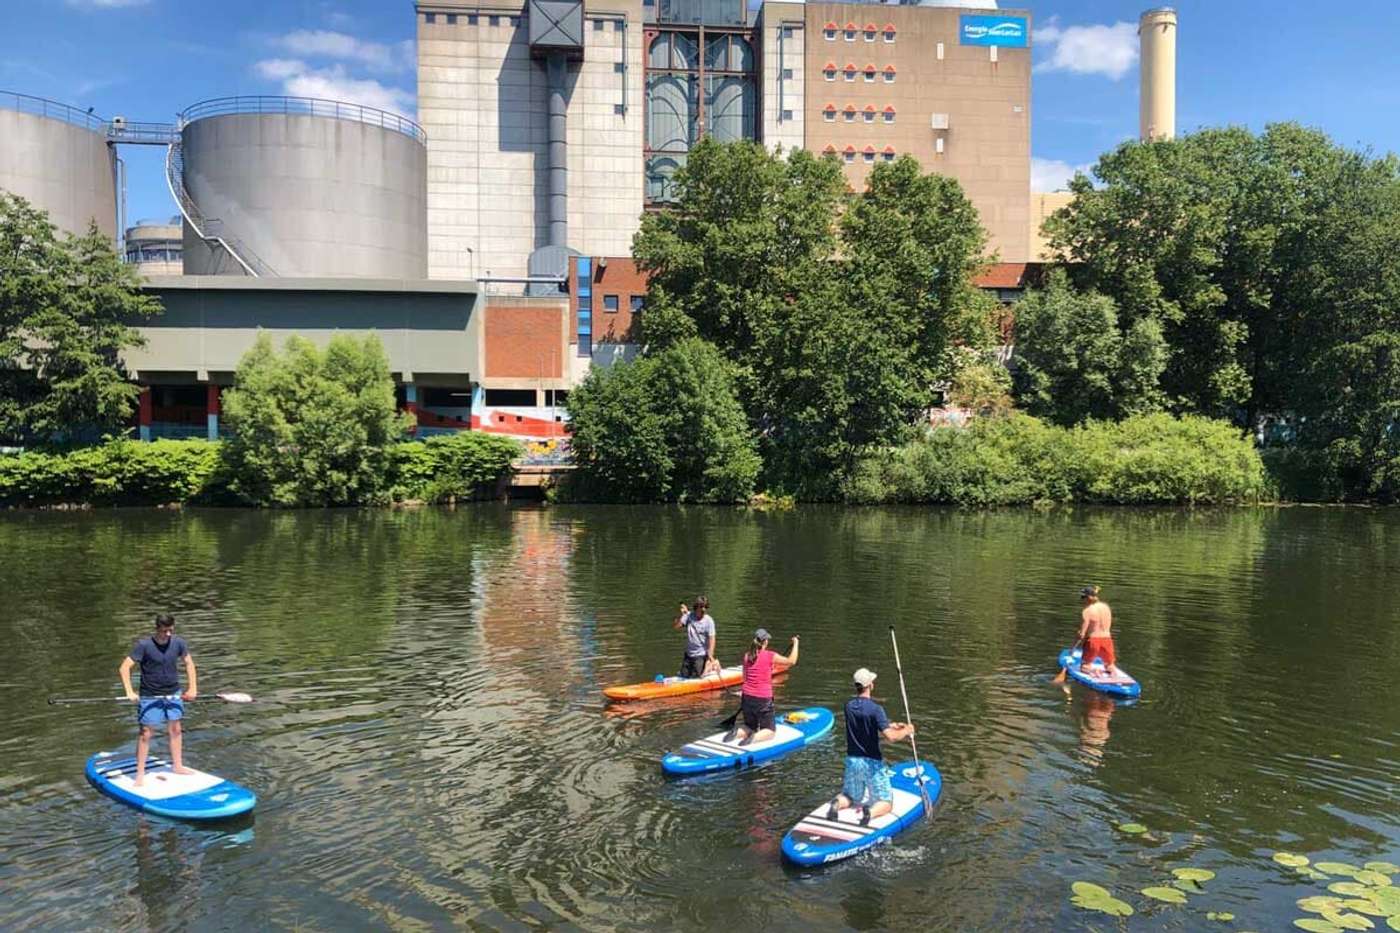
1139, 7, 1177, 141
177, 97, 428, 278
0, 91, 117, 238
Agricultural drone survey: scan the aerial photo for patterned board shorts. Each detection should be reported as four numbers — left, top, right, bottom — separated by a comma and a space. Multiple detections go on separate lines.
842, 755, 892, 805
138, 696, 184, 727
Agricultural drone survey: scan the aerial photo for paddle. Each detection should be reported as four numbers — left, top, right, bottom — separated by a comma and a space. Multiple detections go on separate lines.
888, 626, 934, 820
1053, 637, 1083, 685
48, 692, 253, 705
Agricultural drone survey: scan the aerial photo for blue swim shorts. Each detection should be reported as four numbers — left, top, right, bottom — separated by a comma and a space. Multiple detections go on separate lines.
137, 696, 184, 727
841, 755, 892, 806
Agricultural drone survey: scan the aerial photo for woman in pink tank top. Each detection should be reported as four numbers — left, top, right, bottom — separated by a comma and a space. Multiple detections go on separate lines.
728, 628, 800, 746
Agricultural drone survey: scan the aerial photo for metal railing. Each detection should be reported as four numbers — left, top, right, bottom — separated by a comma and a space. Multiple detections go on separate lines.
105, 121, 178, 145
0, 90, 106, 132
164, 137, 275, 277
179, 96, 426, 145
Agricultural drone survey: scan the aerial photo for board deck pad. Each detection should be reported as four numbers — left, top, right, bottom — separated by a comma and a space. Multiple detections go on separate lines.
781, 761, 942, 867
662, 707, 834, 775
1058, 647, 1141, 698
603, 665, 743, 701
86, 751, 256, 820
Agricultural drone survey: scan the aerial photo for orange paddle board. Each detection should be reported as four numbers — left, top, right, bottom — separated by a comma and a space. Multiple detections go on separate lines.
603, 666, 742, 701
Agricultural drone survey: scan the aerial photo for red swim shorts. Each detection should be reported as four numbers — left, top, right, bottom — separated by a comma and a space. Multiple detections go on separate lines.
1083, 636, 1116, 668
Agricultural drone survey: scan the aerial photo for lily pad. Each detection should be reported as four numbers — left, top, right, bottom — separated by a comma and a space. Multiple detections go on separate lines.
1299, 868, 1334, 881
1295, 920, 1343, 933
1142, 886, 1188, 904
1072, 881, 1112, 900
1294, 920, 1343, 933
1118, 822, 1149, 834
1174, 868, 1217, 883
1320, 911, 1375, 931
1174, 879, 1206, 894
1344, 900, 1391, 918
1069, 881, 1134, 918
1276, 853, 1314, 868
1319, 864, 1364, 878
1386, 917, 1400, 932
1300, 898, 1347, 913
1208, 912, 1236, 921
1365, 863, 1399, 875
1368, 889, 1400, 915
1331, 883, 1373, 898
1355, 871, 1392, 888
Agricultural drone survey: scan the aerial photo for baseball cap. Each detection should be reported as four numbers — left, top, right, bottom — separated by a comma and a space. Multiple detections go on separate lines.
853, 668, 877, 687
1080, 585, 1099, 598
754, 628, 772, 642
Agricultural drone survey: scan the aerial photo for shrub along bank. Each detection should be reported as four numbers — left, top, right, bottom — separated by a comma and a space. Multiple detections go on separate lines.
843, 413, 1269, 506
0, 432, 520, 508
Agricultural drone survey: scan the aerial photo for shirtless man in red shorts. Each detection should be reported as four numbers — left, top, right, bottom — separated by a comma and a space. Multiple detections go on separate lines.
1076, 585, 1118, 675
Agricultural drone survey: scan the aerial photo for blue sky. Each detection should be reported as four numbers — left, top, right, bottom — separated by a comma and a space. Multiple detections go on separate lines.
4, 0, 1400, 223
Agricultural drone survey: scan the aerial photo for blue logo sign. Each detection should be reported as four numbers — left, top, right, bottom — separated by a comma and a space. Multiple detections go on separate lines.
959, 15, 1029, 48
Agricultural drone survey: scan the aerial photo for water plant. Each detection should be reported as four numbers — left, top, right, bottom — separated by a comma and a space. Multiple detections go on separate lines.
1070, 881, 1134, 917
1141, 886, 1187, 904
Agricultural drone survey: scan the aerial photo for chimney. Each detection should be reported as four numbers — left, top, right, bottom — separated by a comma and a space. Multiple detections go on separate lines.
1139, 7, 1177, 141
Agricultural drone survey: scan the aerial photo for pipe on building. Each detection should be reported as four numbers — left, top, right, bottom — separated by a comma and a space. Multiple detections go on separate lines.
1138, 7, 1177, 141
547, 52, 568, 248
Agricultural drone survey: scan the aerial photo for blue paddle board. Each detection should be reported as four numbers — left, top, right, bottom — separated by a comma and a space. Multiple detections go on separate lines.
662, 707, 834, 775
86, 751, 256, 820
781, 760, 941, 867
1058, 647, 1141, 698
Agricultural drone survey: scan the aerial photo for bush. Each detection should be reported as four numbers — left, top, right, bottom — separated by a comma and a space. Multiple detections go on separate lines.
390, 432, 521, 503
566, 338, 760, 502
845, 413, 1267, 506
0, 438, 222, 507
220, 333, 411, 507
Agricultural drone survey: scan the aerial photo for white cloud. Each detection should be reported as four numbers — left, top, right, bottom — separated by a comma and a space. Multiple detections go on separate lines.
253, 59, 413, 116
273, 30, 412, 72
1035, 18, 1137, 80
1031, 157, 1092, 192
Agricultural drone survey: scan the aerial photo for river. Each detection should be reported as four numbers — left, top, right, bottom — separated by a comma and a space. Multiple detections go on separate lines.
1, 505, 1397, 930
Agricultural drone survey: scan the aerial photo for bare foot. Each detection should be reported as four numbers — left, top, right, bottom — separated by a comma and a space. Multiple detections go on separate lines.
172, 766, 194, 775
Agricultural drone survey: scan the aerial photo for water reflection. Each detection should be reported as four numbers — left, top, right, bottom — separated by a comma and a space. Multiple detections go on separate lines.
1073, 691, 1117, 766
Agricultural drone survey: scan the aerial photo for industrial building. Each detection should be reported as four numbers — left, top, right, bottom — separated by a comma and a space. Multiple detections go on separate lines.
0, 4, 1179, 443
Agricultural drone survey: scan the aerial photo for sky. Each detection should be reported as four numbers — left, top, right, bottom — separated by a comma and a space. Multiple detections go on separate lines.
4, 0, 1400, 223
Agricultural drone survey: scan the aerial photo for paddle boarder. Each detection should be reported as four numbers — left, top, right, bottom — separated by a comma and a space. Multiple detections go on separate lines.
824, 668, 915, 826
1074, 585, 1118, 676
674, 596, 720, 679
725, 628, 799, 746
118, 614, 197, 786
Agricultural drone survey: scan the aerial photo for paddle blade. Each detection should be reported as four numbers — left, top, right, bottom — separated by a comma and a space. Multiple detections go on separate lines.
717, 708, 740, 729
216, 692, 253, 703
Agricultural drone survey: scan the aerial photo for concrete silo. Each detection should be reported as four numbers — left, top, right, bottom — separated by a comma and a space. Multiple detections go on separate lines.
0, 91, 117, 238
1139, 7, 1177, 142
174, 97, 428, 278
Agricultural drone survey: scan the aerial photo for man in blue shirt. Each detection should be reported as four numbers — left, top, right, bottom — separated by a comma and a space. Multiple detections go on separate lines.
826, 667, 915, 826
119, 614, 198, 786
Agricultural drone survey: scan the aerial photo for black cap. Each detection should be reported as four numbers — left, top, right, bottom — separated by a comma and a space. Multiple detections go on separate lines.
1080, 585, 1099, 599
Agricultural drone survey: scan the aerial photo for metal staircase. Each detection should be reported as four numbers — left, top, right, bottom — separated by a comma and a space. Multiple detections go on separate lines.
164, 135, 275, 277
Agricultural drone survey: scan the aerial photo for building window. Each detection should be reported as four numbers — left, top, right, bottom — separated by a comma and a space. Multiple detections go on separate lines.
844, 25, 856, 41
843, 107, 855, 123
843, 66, 855, 82
823, 108, 835, 122
864, 150, 875, 163
424, 12, 436, 23
823, 22, 837, 40
884, 68, 896, 83
883, 108, 895, 123
782, 68, 793, 79
593, 19, 604, 30
882, 150, 896, 162
782, 26, 794, 38
863, 67, 875, 83
884, 26, 896, 43
631, 295, 645, 313
489, 15, 500, 26
844, 150, 855, 164
511, 16, 521, 26
577, 258, 593, 356
468, 14, 479, 24
604, 294, 619, 313
446, 14, 457, 25
781, 109, 793, 120
864, 26, 876, 42
823, 65, 836, 81
863, 109, 874, 123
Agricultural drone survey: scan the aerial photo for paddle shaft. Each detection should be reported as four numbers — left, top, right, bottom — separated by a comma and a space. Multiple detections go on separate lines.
47, 692, 249, 705
888, 626, 934, 818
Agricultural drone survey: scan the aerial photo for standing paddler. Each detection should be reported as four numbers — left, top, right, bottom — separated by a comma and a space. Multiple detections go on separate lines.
673, 596, 720, 679
118, 613, 197, 786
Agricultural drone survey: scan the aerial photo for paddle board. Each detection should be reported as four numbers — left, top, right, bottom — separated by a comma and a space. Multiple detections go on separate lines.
85, 751, 256, 820
781, 761, 941, 867
662, 707, 834, 775
603, 665, 743, 701
1058, 647, 1141, 698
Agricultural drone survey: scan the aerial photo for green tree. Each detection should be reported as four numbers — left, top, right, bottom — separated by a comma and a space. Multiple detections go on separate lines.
566, 338, 759, 502
1010, 270, 1166, 424
632, 143, 995, 495
0, 192, 159, 440
220, 332, 411, 506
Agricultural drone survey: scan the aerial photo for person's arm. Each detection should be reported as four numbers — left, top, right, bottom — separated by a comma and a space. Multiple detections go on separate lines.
774, 636, 799, 671
882, 722, 915, 742
182, 652, 198, 700
1075, 610, 1091, 645
119, 656, 138, 702
707, 625, 716, 664
673, 604, 688, 631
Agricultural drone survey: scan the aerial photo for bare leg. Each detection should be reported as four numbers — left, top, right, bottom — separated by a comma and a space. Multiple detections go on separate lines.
744, 727, 775, 745
134, 726, 152, 786
868, 799, 894, 820
169, 720, 192, 774
826, 793, 852, 820
729, 725, 750, 744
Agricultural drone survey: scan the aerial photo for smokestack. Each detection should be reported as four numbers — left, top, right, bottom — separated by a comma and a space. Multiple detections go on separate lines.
1138, 7, 1177, 141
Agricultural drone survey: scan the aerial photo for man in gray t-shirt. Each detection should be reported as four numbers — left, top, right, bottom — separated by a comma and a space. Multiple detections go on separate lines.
673, 595, 718, 679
